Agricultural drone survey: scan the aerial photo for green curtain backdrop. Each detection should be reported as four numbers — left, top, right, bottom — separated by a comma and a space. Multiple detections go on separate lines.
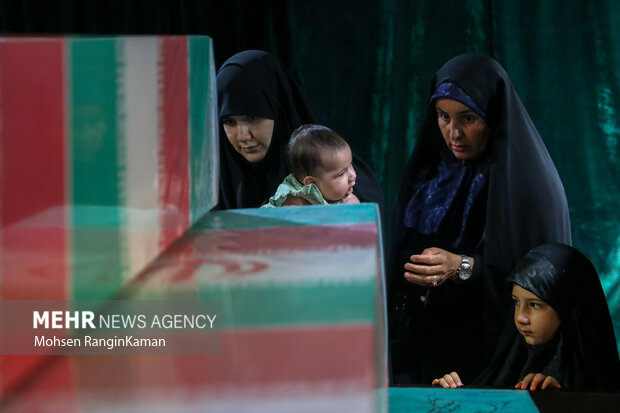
1, 0, 619, 347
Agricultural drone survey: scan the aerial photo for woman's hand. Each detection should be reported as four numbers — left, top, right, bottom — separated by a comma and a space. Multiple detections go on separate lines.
515, 373, 561, 390
281, 195, 312, 206
403, 247, 464, 287
432, 371, 463, 388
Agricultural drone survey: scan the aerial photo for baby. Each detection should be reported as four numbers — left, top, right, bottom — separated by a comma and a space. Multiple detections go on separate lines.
262, 124, 359, 207
432, 243, 620, 391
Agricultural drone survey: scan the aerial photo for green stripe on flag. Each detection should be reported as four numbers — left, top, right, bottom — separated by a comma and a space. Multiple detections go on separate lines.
198, 279, 376, 328
188, 36, 212, 220
193, 203, 380, 231
70, 38, 126, 301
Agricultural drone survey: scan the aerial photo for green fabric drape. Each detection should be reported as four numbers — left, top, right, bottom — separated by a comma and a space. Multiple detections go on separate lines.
287, 0, 620, 352
1, 0, 619, 350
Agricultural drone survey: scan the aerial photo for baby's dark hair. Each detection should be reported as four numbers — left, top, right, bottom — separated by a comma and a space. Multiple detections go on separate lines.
287, 124, 349, 181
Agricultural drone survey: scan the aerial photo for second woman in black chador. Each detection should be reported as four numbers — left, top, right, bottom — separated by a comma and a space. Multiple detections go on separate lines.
388, 54, 572, 384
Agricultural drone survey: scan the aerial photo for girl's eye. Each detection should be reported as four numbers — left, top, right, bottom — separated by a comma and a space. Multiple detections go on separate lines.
530, 302, 542, 309
246, 115, 260, 122
222, 118, 235, 126
512, 298, 520, 306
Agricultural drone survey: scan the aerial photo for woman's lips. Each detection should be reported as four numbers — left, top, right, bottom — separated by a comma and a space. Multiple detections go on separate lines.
242, 144, 259, 153
451, 144, 467, 152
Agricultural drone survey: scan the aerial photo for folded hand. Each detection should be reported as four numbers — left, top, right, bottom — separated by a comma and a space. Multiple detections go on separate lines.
432, 371, 463, 388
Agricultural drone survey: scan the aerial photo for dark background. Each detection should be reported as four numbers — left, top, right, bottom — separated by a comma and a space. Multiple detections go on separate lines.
1, 0, 619, 346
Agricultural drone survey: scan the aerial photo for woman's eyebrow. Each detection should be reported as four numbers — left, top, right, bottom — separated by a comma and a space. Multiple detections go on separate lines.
435, 107, 476, 116
457, 109, 476, 116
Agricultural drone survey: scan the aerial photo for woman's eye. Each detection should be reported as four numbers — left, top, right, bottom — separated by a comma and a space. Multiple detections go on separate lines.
246, 115, 260, 122
530, 302, 542, 309
222, 118, 235, 126
463, 114, 477, 123
512, 298, 520, 306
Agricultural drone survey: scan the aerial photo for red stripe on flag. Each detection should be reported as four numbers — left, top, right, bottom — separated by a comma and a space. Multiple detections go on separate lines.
1, 326, 376, 408
133, 224, 378, 283
198, 224, 379, 254
0, 39, 73, 407
208, 325, 377, 385
158, 37, 190, 249
0, 39, 68, 300
0, 356, 77, 413
63, 325, 375, 390
0, 40, 67, 229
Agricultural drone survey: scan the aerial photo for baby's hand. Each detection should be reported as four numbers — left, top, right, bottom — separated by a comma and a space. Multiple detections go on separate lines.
344, 193, 360, 204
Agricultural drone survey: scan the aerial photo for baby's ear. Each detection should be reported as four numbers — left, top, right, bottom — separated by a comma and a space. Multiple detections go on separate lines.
302, 176, 316, 186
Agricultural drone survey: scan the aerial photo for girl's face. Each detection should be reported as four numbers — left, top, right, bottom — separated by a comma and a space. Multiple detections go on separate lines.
306, 145, 356, 202
512, 284, 561, 346
221, 115, 275, 162
435, 98, 491, 160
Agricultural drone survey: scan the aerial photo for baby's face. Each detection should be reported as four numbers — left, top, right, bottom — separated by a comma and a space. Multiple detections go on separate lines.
512, 284, 560, 346
312, 145, 356, 202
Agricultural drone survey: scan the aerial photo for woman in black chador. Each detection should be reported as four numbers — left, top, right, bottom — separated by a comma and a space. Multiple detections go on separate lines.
215, 50, 382, 210
434, 243, 620, 391
388, 54, 572, 384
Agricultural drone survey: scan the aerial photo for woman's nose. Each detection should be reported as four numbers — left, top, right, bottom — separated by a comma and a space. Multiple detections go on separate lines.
237, 124, 251, 141
449, 124, 462, 139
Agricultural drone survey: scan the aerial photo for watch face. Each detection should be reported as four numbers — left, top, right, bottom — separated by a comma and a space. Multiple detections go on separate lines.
459, 256, 472, 280
459, 270, 471, 280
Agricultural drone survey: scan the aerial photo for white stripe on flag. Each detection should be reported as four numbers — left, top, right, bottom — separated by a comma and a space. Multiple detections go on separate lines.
123, 37, 161, 279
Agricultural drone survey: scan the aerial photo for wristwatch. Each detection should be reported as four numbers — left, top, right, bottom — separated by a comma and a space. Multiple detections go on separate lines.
457, 255, 472, 280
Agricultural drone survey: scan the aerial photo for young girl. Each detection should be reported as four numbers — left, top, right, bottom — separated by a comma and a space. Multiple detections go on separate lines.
262, 124, 359, 207
433, 243, 620, 391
